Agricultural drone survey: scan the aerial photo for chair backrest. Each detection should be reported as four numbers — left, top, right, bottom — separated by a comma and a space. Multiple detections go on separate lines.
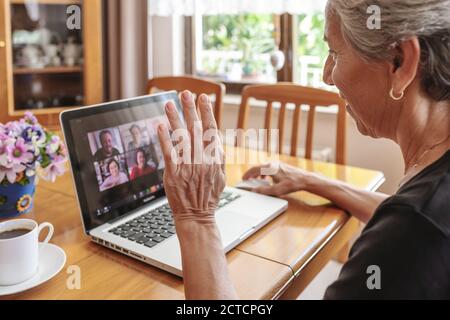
148, 75, 226, 129
237, 83, 347, 165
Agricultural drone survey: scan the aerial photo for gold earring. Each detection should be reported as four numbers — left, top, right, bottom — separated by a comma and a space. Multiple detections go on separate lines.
390, 88, 404, 101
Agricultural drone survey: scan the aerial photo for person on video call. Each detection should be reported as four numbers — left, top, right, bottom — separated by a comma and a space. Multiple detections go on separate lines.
130, 148, 156, 180
127, 124, 149, 151
94, 130, 121, 162
100, 159, 129, 191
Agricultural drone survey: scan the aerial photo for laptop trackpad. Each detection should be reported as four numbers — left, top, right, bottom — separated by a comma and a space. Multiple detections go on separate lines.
216, 210, 257, 249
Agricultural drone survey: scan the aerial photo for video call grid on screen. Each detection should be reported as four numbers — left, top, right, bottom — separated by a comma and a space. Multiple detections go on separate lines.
66, 96, 179, 232
88, 117, 166, 192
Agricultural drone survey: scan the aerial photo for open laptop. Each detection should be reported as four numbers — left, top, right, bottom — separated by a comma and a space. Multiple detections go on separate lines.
60, 92, 288, 277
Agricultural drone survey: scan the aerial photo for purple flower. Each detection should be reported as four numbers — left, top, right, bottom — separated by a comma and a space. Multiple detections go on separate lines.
23, 125, 46, 155
0, 163, 26, 184
41, 155, 67, 182
24, 112, 38, 125
4, 122, 21, 137
21, 126, 34, 143
0, 113, 67, 184
0, 139, 11, 166
0, 125, 8, 139
6, 138, 33, 165
46, 135, 61, 154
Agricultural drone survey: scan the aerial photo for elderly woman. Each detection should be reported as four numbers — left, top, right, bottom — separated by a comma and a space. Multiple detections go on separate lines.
158, 0, 450, 299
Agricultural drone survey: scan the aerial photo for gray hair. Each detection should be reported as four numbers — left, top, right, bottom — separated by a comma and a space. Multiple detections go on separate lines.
327, 0, 450, 101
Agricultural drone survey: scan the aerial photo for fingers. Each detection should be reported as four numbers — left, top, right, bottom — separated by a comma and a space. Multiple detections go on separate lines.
198, 94, 217, 132
165, 91, 222, 165
254, 181, 293, 197
181, 91, 201, 133
165, 101, 184, 131
181, 91, 203, 163
199, 94, 224, 166
242, 164, 271, 180
157, 123, 175, 172
219, 131, 226, 173
165, 100, 189, 163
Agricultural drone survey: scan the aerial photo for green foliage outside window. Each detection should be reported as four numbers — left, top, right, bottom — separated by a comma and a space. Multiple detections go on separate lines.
202, 14, 275, 77
200, 12, 328, 83
297, 12, 328, 70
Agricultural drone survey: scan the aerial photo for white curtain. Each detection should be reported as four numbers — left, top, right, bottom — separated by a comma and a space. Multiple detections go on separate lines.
148, 0, 328, 16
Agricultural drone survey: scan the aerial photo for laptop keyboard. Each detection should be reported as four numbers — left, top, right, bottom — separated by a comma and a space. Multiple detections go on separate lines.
108, 191, 241, 249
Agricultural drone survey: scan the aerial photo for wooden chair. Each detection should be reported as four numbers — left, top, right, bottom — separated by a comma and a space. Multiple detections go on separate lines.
148, 75, 226, 129
238, 83, 351, 262
237, 83, 347, 165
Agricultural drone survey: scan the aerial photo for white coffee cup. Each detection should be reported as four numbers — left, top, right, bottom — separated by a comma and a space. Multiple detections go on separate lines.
0, 219, 54, 286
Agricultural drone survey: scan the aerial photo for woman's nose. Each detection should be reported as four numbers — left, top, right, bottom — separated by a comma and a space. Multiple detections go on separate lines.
323, 56, 334, 86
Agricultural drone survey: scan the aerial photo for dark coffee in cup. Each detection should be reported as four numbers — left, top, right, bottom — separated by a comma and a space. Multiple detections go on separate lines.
0, 228, 32, 240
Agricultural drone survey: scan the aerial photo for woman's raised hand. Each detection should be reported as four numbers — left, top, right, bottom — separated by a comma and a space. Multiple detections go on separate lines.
157, 91, 226, 225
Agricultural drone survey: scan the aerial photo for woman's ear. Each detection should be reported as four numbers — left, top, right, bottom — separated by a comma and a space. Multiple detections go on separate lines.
390, 37, 421, 94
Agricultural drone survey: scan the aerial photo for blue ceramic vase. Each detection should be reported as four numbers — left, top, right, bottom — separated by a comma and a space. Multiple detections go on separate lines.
0, 176, 36, 219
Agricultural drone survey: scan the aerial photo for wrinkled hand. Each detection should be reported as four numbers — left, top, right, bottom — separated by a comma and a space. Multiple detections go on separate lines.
158, 91, 225, 225
243, 162, 315, 197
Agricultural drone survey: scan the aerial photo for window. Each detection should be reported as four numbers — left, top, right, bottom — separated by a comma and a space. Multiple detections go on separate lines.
187, 11, 328, 93
295, 12, 328, 88
195, 14, 277, 84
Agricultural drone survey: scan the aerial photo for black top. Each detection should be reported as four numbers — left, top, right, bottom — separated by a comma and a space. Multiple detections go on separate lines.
324, 150, 450, 300
93, 148, 120, 162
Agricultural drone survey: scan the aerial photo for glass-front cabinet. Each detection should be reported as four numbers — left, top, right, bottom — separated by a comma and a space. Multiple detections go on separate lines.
0, 0, 103, 128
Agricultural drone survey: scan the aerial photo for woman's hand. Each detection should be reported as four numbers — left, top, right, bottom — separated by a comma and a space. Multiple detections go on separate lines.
157, 91, 237, 300
243, 162, 316, 197
244, 161, 389, 224
158, 91, 225, 225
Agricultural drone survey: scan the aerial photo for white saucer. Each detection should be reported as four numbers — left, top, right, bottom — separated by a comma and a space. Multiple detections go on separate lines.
0, 243, 66, 296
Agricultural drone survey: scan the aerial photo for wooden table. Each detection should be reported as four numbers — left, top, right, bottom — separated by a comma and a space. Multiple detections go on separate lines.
1, 147, 384, 300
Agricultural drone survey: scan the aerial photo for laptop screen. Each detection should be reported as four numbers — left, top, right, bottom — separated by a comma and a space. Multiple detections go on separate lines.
61, 92, 182, 233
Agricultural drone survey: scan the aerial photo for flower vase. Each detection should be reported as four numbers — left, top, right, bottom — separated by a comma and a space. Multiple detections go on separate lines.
0, 176, 36, 219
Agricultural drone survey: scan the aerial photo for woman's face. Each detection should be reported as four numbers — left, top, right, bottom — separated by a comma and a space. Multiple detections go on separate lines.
322, 9, 399, 139
137, 151, 146, 167
109, 161, 119, 177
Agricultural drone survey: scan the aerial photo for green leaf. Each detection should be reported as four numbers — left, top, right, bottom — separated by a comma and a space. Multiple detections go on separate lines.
17, 177, 30, 186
